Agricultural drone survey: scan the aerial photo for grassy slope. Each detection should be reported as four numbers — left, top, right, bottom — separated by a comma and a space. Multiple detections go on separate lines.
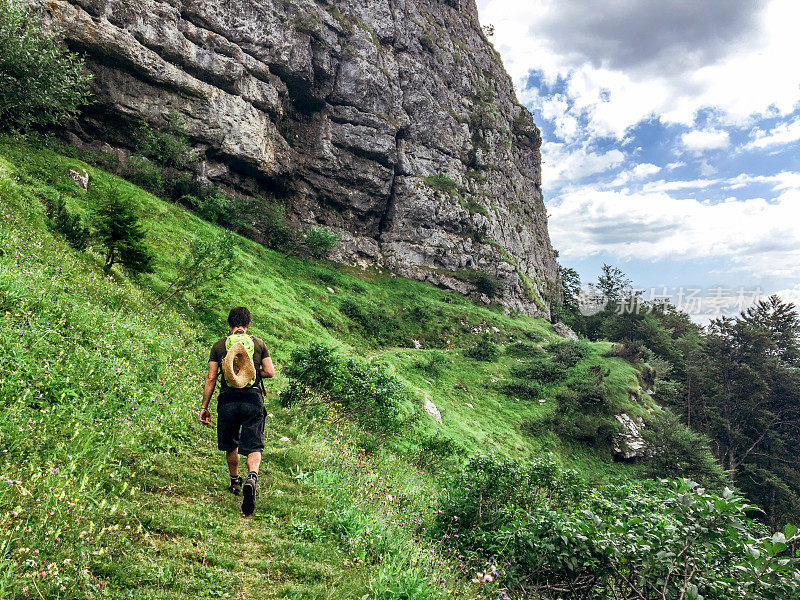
0, 135, 649, 599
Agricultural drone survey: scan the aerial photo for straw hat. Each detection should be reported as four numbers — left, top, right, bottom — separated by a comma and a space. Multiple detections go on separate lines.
221, 342, 256, 388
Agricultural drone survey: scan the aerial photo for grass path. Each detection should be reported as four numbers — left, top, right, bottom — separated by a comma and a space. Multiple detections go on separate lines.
116, 395, 370, 600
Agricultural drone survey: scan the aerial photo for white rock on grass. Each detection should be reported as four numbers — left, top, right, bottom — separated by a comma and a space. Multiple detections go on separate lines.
423, 398, 442, 424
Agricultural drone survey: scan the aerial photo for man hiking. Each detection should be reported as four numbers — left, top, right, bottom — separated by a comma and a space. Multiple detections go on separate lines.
199, 306, 274, 517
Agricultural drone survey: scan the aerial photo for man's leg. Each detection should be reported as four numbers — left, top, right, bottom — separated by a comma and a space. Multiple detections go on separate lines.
240, 404, 265, 517
226, 450, 240, 477
245, 451, 261, 474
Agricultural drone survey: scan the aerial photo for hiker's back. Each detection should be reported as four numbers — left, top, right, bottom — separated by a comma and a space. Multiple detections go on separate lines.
209, 335, 270, 405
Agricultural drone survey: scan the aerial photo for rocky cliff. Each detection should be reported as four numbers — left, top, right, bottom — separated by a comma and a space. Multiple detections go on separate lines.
32, 0, 560, 317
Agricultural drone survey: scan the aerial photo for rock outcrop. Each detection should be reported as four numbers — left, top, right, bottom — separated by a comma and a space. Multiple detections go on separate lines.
33, 0, 560, 316
612, 413, 649, 462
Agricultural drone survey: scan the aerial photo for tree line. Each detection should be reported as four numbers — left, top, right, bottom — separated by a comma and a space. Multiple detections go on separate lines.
559, 264, 800, 526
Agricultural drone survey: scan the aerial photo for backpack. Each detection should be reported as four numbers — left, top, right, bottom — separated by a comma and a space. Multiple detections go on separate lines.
221, 333, 257, 389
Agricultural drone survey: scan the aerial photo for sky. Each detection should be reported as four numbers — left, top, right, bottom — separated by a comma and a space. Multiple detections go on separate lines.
476, 0, 800, 320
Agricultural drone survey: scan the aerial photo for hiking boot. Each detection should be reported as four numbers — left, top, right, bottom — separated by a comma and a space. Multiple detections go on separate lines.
228, 475, 243, 495
242, 474, 257, 517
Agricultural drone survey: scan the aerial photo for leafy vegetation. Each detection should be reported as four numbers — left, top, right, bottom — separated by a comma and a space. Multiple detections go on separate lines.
436, 455, 800, 600
0, 0, 92, 128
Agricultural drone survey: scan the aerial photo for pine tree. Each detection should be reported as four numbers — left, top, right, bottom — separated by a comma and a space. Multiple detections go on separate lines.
91, 184, 153, 275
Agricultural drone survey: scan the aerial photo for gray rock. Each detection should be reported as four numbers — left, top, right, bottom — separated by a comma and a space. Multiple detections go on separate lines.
68, 168, 89, 190
33, 0, 560, 316
424, 398, 442, 424
612, 413, 650, 462
553, 322, 579, 341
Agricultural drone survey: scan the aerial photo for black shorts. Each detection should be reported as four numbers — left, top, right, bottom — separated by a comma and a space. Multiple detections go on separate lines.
217, 401, 265, 455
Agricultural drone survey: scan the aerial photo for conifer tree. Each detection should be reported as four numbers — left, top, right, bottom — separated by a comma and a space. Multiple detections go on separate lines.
91, 184, 153, 275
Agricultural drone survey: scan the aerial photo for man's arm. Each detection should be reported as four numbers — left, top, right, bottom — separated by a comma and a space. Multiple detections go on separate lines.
260, 356, 275, 378
199, 361, 218, 424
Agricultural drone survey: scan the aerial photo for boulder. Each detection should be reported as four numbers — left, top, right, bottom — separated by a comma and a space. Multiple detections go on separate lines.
612, 413, 650, 462
424, 398, 442, 424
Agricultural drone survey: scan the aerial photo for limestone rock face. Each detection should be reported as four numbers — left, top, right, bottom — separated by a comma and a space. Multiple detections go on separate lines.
612, 413, 650, 462
33, 0, 560, 316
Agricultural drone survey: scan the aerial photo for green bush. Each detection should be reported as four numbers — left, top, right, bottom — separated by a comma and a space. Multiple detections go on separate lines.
419, 33, 437, 54
504, 340, 544, 358
423, 174, 458, 194
414, 432, 462, 469
301, 226, 340, 259
510, 358, 566, 383
501, 379, 542, 401
455, 268, 501, 298
547, 339, 590, 367
435, 456, 800, 600
643, 411, 728, 488
280, 343, 411, 441
137, 113, 196, 170
123, 154, 164, 194
340, 298, 403, 346
0, 0, 92, 128
45, 194, 89, 251
549, 366, 618, 444
465, 333, 499, 362
414, 350, 447, 377
607, 339, 651, 364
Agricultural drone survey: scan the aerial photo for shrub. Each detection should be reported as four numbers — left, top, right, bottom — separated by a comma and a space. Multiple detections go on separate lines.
186, 190, 232, 225
137, 113, 196, 170
414, 432, 463, 469
414, 350, 447, 377
0, 0, 92, 128
280, 343, 410, 441
501, 379, 542, 401
420, 33, 436, 54
455, 268, 501, 298
504, 340, 544, 358
607, 339, 651, 364
465, 333, 499, 362
301, 226, 340, 259
257, 201, 297, 253
423, 174, 458, 194
123, 155, 164, 194
642, 411, 727, 488
549, 366, 618, 443
152, 231, 238, 310
45, 194, 89, 250
547, 340, 590, 367
510, 358, 566, 383
339, 298, 402, 346
435, 457, 800, 600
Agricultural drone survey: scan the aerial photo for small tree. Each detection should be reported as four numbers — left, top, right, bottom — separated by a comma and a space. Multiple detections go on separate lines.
91, 184, 153, 275
153, 232, 238, 309
0, 0, 92, 128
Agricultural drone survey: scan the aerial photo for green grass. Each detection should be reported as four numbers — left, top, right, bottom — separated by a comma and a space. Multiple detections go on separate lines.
0, 134, 648, 598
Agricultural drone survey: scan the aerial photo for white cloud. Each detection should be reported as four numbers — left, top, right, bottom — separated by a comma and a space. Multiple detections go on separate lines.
478, 0, 800, 139
747, 118, 800, 149
548, 186, 800, 278
542, 143, 624, 187
771, 284, 800, 306
632, 163, 661, 177
682, 129, 730, 151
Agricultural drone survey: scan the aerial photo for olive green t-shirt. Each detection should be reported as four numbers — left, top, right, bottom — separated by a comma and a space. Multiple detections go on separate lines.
209, 335, 270, 404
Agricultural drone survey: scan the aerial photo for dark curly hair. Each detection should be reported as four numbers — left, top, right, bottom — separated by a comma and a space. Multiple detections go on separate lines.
228, 306, 251, 329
